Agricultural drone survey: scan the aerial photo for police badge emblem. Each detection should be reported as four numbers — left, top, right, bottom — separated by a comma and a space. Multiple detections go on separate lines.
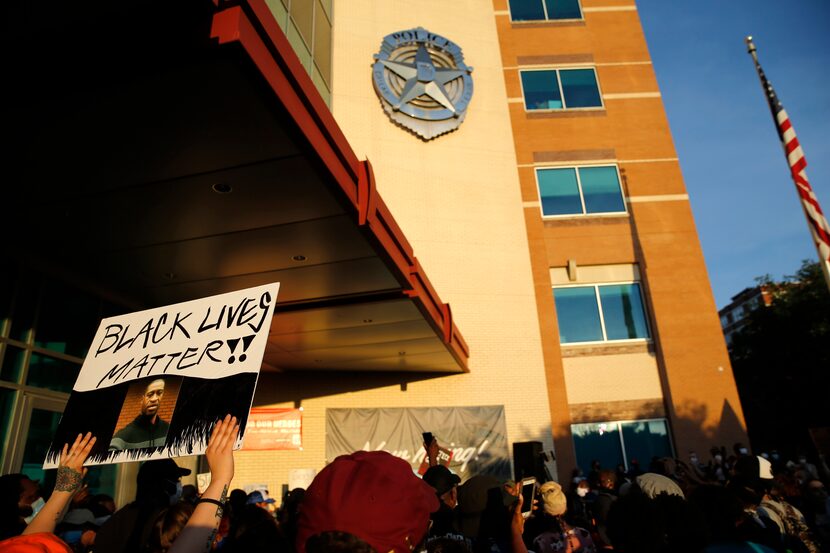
372, 28, 474, 140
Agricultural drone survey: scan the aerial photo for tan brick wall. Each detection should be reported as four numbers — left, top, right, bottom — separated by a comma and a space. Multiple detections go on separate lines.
570, 399, 665, 424
563, 351, 663, 404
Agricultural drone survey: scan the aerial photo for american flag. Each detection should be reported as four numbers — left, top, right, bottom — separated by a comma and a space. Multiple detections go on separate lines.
746, 37, 830, 288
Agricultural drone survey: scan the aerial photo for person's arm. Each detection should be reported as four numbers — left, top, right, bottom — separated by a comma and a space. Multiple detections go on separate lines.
168, 415, 239, 553
425, 437, 439, 467
23, 432, 96, 535
510, 482, 528, 553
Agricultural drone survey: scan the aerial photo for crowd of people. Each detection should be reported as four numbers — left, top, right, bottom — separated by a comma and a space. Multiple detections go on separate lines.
1, 420, 828, 553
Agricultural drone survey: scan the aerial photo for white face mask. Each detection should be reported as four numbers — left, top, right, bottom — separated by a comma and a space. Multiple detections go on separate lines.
576, 487, 589, 498
23, 497, 45, 524
690, 455, 699, 464
714, 454, 723, 463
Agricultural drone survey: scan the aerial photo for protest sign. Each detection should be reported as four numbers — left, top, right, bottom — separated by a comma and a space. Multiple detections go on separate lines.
43, 283, 280, 468
244, 408, 303, 450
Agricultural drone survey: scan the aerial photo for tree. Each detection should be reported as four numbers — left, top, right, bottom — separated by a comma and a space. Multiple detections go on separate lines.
729, 260, 830, 456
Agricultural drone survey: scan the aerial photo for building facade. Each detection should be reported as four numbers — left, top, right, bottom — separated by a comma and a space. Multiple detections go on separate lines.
0, 0, 748, 502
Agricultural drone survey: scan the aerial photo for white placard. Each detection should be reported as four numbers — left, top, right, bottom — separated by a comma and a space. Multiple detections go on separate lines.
43, 283, 280, 468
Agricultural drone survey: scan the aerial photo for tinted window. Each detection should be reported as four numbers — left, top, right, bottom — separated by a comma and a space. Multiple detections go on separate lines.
521, 71, 562, 110
554, 287, 603, 343
599, 284, 650, 340
545, 0, 582, 19
509, 0, 546, 21
560, 69, 602, 108
572, 422, 624, 474
538, 168, 582, 215
580, 166, 625, 213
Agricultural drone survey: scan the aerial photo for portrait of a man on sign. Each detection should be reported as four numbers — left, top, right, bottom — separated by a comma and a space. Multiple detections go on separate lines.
109, 378, 176, 451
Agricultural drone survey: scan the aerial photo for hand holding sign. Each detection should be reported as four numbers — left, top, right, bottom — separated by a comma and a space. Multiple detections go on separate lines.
22, 432, 97, 537
167, 415, 239, 553
56, 432, 96, 492
205, 415, 239, 485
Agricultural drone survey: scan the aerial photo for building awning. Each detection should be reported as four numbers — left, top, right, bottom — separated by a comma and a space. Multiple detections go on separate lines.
3, 0, 468, 374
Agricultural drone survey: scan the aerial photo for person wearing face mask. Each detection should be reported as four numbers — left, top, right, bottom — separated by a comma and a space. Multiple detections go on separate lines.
95, 458, 191, 553
566, 479, 595, 531
710, 451, 727, 483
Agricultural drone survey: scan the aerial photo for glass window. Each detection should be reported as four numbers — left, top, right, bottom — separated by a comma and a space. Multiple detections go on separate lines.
287, 18, 312, 71
573, 419, 672, 474
560, 69, 601, 108
319, 0, 332, 21
26, 354, 81, 394
509, 0, 546, 21
312, 63, 331, 106
266, 0, 289, 30
579, 166, 625, 213
537, 166, 624, 216
510, 0, 582, 20
553, 287, 603, 343
0, 387, 15, 463
313, 0, 332, 86
537, 168, 581, 215
545, 0, 582, 19
599, 284, 649, 340
84, 465, 117, 497
620, 420, 672, 466
290, 0, 314, 46
1, 345, 26, 383
520, 69, 600, 110
572, 422, 624, 474
553, 283, 649, 344
20, 408, 63, 493
520, 71, 562, 110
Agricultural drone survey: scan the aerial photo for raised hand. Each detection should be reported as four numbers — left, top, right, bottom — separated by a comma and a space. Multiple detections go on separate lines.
56, 432, 96, 493
22, 432, 97, 536
168, 415, 240, 553
205, 415, 239, 485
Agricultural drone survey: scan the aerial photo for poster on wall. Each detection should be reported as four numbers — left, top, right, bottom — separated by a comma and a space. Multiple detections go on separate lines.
43, 283, 280, 468
326, 406, 511, 482
244, 407, 303, 450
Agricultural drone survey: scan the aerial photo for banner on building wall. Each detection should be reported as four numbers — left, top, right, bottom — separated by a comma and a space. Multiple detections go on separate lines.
326, 406, 511, 482
244, 408, 303, 450
43, 283, 280, 468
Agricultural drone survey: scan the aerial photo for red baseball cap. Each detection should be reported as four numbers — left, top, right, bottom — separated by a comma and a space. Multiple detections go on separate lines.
296, 451, 440, 553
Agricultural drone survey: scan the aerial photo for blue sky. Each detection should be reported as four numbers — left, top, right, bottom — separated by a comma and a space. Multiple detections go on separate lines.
636, 0, 830, 308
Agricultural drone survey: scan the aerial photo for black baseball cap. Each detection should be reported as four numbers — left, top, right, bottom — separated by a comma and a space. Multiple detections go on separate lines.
137, 459, 191, 485
423, 465, 461, 496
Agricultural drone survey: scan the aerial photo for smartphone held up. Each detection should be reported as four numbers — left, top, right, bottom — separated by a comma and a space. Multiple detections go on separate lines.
520, 476, 537, 519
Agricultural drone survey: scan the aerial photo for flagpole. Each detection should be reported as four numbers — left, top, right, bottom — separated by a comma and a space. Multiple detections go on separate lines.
745, 36, 830, 293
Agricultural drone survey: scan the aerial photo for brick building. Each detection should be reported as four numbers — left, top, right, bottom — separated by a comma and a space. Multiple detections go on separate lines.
1, 0, 747, 502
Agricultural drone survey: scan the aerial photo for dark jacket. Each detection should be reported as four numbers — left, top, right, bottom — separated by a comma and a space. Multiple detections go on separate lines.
109, 415, 170, 450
